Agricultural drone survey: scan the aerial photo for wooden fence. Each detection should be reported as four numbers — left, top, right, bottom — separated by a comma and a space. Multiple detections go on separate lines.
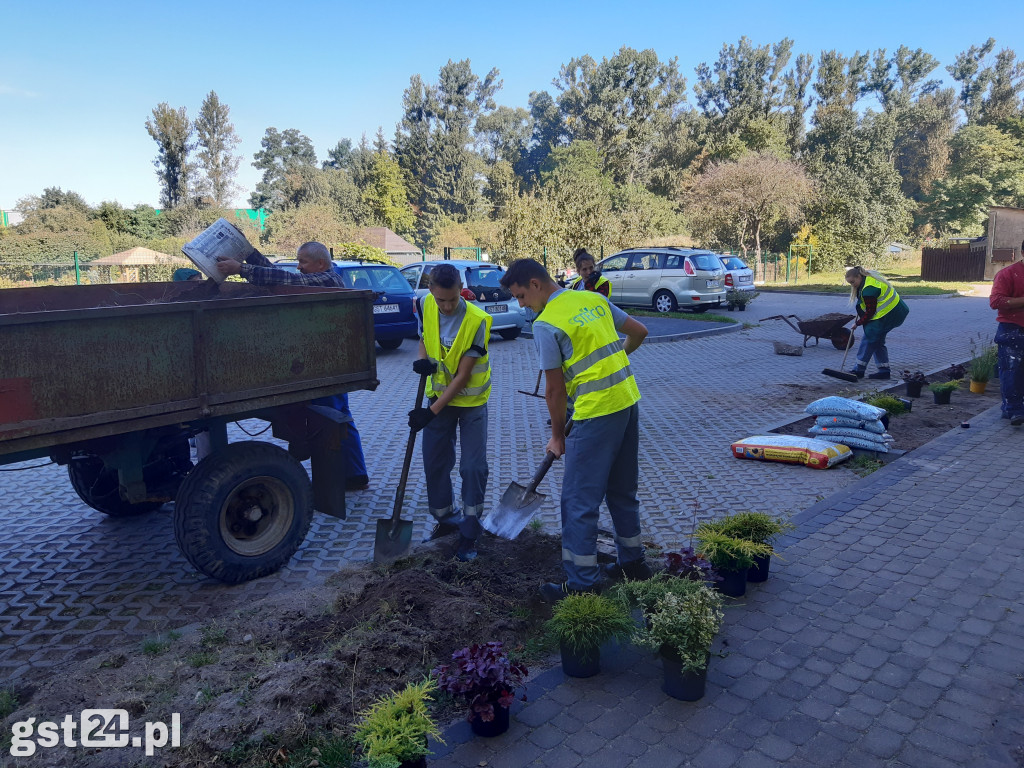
921, 246, 985, 282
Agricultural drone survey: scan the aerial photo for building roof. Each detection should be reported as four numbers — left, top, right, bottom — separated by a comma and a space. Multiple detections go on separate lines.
354, 228, 424, 266
90, 247, 191, 266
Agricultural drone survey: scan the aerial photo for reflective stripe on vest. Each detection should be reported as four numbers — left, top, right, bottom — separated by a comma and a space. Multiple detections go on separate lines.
423, 295, 492, 406
859, 276, 900, 320
536, 291, 640, 420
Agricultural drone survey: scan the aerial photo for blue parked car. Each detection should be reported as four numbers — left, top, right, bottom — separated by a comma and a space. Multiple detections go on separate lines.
275, 260, 419, 349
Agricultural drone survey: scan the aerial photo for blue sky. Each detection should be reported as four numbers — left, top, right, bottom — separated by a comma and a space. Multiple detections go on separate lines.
1, 0, 1020, 211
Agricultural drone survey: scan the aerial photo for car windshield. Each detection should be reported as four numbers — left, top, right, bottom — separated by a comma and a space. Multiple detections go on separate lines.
688, 253, 723, 271
338, 266, 412, 294
465, 266, 512, 301
720, 257, 748, 270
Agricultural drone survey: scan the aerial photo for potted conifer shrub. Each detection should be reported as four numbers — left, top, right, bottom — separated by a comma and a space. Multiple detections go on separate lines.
353, 678, 443, 768
929, 379, 961, 405
545, 593, 634, 678
710, 512, 792, 583
432, 642, 526, 738
615, 576, 724, 701
693, 527, 771, 597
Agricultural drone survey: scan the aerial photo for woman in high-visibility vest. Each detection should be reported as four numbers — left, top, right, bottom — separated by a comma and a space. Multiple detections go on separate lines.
845, 266, 910, 380
566, 249, 611, 298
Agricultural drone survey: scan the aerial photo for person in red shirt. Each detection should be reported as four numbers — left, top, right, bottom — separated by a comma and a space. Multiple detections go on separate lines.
989, 260, 1024, 425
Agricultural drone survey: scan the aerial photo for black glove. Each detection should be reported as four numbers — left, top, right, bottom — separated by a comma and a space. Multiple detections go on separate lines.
408, 407, 436, 432
412, 359, 437, 376
585, 270, 602, 288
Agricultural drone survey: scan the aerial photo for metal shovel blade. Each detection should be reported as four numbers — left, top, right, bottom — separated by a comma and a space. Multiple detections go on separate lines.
483, 481, 546, 539
373, 518, 414, 565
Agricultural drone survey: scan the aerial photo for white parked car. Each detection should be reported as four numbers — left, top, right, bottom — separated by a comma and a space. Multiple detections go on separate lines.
718, 255, 756, 309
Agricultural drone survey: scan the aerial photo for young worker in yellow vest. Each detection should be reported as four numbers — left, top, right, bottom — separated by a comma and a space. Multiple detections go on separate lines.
409, 263, 492, 561
501, 258, 652, 601
565, 248, 612, 298
844, 266, 910, 380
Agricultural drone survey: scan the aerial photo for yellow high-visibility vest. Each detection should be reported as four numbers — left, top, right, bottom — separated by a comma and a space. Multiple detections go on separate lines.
568, 274, 612, 297
536, 291, 639, 419
422, 295, 492, 406
859, 276, 900, 320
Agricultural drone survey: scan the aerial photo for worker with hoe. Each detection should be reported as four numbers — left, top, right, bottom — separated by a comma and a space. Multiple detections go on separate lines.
566, 248, 612, 298
409, 263, 491, 562
844, 265, 910, 380
989, 258, 1024, 426
500, 258, 651, 601
216, 240, 369, 490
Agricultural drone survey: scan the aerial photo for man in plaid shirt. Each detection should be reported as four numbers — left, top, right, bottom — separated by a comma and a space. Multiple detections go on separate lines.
216, 241, 344, 287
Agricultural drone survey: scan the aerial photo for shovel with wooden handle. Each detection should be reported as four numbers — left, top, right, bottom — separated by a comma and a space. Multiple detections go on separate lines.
483, 420, 572, 540
373, 372, 428, 564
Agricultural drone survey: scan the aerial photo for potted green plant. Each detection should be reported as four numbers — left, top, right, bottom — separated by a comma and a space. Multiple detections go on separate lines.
968, 338, 998, 394
353, 678, 443, 768
929, 379, 961, 405
900, 370, 928, 398
615, 576, 724, 701
432, 642, 526, 738
663, 546, 720, 584
726, 289, 759, 311
693, 527, 771, 597
545, 593, 634, 678
710, 512, 792, 583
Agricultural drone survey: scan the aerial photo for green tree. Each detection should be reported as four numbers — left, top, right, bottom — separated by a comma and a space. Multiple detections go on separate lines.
250, 128, 317, 211
475, 105, 533, 166
924, 123, 1024, 234
146, 103, 194, 209
38, 187, 90, 213
686, 153, 813, 259
554, 47, 687, 185
194, 91, 242, 207
361, 149, 415, 235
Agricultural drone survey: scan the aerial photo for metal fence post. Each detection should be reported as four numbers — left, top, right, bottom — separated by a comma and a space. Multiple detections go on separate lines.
74, 251, 81, 285
543, 247, 547, 270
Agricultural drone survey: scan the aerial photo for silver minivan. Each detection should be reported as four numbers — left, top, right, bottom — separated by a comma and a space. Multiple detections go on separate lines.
399, 260, 527, 340
598, 248, 727, 313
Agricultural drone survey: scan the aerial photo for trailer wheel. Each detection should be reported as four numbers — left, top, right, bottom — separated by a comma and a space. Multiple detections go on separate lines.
67, 439, 192, 517
173, 441, 313, 583
831, 327, 854, 350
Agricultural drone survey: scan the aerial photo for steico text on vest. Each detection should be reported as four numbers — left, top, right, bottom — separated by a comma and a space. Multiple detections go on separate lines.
422, 294, 493, 407
536, 291, 639, 420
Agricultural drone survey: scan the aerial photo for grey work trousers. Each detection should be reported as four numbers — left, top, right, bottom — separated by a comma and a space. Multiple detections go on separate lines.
421, 401, 488, 538
560, 403, 643, 590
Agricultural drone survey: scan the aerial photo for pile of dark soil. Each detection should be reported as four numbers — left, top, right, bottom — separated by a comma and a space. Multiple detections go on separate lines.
2, 532, 563, 767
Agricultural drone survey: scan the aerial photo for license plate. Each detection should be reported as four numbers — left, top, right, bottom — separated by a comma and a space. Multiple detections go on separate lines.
485, 304, 508, 314
706, 280, 720, 288
373, 303, 399, 314
739, 275, 751, 283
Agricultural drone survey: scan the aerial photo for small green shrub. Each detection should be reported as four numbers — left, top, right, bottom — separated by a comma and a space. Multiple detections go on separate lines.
545, 593, 634, 655
704, 512, 792, 546
862, 394, 906, 415
929, 379, 962, 394
353, 678, 442, 768
693, 528, 771, 571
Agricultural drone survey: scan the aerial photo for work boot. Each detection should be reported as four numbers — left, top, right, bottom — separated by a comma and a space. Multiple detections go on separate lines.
455, 536, 478, 562
867, 369, 891, 380
602, 559, 655, 583
539, 582, 599, 604
424, 510, 463, 542
345, 475, 370, 491
849, 367, 866, 379
1011, 414, 1024, 427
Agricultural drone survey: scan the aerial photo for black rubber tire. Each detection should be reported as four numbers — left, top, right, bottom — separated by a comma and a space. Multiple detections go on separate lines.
498, 328, 521, 341
377, 338, 403, 350
67, 439, 191, 517
831, 328, 854, 350
653, 290, 678, 313
173, 441, 312, 583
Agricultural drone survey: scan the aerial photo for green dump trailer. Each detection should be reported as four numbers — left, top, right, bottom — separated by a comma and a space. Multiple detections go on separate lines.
0, 281, 378, 583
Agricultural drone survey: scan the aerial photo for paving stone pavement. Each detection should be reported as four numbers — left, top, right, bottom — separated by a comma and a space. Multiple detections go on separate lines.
0, 291, 1004, 688
428, 402, 1024, 768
